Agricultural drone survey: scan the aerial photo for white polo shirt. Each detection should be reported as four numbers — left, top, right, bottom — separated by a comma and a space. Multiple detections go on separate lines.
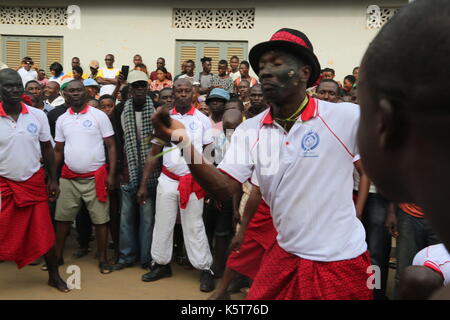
0, 103, 51, 181
163, 106, 213, 177
413, 244, 450, 285
55, 105, 114, 174
218, 98, 367, 262
17, 67, 37, 88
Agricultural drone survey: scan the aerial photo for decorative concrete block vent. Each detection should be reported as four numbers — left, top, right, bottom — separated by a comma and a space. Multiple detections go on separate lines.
366, 6, 399, 30
0, 6, 67, 25
173, 8, 255, 29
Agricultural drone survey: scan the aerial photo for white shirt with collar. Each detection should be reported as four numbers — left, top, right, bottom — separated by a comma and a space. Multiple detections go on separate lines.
218, 98, 367, 262
162, 106, 213, 177
17, 67, 38, 88
0, 103, 51, 181
45, 95, 65, 108
55, 105, 114, 174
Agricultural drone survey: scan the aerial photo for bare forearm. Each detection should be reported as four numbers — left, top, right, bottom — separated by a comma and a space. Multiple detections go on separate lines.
97, 78, 117, 85
232, 188, 243, 214
41, 142, 57, 182
356, 174, 370, 216
54, 144, 64, 173
106, 141, 117, 176
111, 83, 121, 99
183, 144, 240, 201
240, 186, 262, 231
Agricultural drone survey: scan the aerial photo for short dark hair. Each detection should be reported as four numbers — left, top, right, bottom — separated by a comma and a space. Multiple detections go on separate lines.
239, 79, 250, 87
99, 94, 115, 103
317, 79, 339, 92
25, 80, 41, 89
322, 68, 335, 75
219, 59, 228, 66
160, 87, 173, 95
227, 97, 244, 111
72, 56, 80, 61
50, 62, 63, 74
72, 66, 83, 75
135, 63, 147, 69
156, 67, 168, 74
185, 59, 195, 67
240, 61, 250, 68
201, 57, 212, 63
230, 55, 239, 61
344, 75, 356, 84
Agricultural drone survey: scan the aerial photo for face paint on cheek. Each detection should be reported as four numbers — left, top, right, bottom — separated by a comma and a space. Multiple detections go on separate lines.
279, 69, 297, 88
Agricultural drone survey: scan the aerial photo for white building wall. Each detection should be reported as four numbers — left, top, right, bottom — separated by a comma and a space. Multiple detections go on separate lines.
0, 0, 407, 82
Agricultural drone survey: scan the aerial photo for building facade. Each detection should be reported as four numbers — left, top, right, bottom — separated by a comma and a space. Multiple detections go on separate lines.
0, 0, 406, 81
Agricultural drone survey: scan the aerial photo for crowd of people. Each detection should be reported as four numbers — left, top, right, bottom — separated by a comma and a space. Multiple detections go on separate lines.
1, 0, 450, 300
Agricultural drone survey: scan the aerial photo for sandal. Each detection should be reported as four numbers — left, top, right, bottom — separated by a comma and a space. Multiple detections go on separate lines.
99, 262, 113, 274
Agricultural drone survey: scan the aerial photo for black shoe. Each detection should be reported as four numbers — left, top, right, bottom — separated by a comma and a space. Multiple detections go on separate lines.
109, 262, 134, 271
200, 269, 215, 292
142, 264, 172, 282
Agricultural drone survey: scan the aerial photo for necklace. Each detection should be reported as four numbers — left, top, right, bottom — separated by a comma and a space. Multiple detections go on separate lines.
274, 96, 309, 131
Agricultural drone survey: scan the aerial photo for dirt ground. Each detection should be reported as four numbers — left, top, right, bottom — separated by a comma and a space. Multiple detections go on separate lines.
0, 231, 246, 300
0, 229, 396, 300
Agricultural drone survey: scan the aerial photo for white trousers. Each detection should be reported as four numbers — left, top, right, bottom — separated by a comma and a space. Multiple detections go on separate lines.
151, 174, 212, 270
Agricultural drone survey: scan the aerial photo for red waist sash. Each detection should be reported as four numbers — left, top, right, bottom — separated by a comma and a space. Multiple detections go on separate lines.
162, 166, 206, 209
61, 164, 109, 202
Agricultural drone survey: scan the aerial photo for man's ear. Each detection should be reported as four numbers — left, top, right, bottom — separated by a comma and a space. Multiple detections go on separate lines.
378, 98, 407, 150
298, 65, 311, 85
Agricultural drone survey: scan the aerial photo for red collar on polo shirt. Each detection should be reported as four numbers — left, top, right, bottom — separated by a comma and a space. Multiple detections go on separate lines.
69, 104, 89, 115
171, 105, 196, 115
0, 102, 29, 117
261, 97, 318, 125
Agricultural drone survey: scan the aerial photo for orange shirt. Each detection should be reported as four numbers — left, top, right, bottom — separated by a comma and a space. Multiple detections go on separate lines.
399, 203, 425, 218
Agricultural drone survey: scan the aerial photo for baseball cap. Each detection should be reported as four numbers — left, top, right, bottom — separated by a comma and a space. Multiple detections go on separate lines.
89, 60, 100, 68
205, 88, 230, 104
83, 78, 99, 87
127, 70, 149, 84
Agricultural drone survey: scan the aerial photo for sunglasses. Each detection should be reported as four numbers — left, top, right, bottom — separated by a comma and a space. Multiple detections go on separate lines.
131, 82, 148, 89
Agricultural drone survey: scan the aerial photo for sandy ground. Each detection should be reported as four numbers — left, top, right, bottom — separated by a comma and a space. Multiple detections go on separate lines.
0, 231, 246, 300
0, 229, 396, 300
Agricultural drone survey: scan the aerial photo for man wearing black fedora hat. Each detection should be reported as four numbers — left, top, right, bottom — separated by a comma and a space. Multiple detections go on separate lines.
151, 28, 372, 300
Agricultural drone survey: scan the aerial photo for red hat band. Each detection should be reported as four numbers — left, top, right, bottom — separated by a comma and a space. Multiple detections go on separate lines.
270, 31, 309, 49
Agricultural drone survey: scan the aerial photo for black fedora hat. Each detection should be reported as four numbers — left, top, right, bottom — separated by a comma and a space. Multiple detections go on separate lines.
249, 28, 321, 88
